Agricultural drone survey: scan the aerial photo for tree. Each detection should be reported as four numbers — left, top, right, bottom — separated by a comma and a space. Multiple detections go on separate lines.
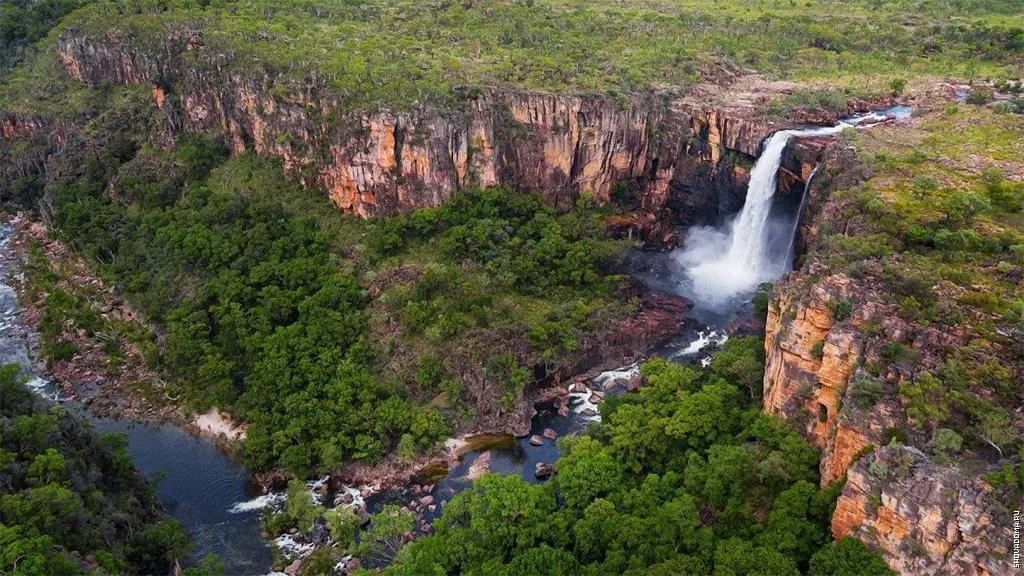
911, 176, 937, 200
710, 337, 765, 399
325, 508, 360, 552
809, 537, 894, 576
360, 505, 415, 563
712, 538, 800, 576
930, 428, 962, 459
554, 437, 624, 510
941, 191, 989, 227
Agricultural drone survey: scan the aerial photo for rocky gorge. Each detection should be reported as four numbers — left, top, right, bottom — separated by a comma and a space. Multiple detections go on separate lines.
2, 15, 1021, 576
45, 27, 861, 228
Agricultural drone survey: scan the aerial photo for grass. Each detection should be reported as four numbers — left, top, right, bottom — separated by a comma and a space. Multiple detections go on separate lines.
36, 0, 1022, 112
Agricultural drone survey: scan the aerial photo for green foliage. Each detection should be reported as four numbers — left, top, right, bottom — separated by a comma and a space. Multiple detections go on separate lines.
899, 372, 950, 428
966, 87, 995, 105
0, 364, 190, 575
830, 298, 854, 321
0, 0, 93, 75
809, 537, 895, 576
284, 480, 323, 532
24, 100, 626, 474
889, 78, 907, 97
709, 336, 765, 399
810, 340, 825, 360
324, 507, 360, 553
930, 428, 963, 459
360, 505, 415, 564
386, 346, 885, 575
752, 282, 773, 319
52, 0, 1024, 111
849, 378, 884, 410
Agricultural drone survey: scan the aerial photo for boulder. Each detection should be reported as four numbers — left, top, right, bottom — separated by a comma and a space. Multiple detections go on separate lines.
529, 435, 544, 446
535, 462, 554, 479
419, 495, 434, 506
284, 559, 301, 576
542, 428, 558, 440
467, 451, 492, 480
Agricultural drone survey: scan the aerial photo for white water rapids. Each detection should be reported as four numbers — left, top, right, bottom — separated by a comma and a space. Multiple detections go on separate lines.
675, 113, 888, 312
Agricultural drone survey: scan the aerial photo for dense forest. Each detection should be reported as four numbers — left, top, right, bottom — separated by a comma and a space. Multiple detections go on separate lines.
0, 364, 219, 575
6, 82, 631, 476
1, 0, 1022, 575
261, 340, 895, 575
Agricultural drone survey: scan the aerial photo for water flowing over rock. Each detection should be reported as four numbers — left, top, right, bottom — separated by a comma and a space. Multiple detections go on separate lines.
674, 118, 877, 312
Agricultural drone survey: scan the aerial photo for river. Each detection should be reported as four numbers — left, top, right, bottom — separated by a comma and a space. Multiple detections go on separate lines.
0, 221, 272, 575
3, 105, 911, 576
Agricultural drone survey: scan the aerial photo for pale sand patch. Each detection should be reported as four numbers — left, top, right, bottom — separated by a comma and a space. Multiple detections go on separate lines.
194, 409, 247, 441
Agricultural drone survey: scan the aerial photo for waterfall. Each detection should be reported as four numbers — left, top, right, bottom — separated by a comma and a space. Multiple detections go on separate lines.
782, 164, 819, 273
674, 117, 878, 313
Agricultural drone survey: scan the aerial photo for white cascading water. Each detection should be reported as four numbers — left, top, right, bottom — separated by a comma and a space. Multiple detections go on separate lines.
676, 116, 882, 311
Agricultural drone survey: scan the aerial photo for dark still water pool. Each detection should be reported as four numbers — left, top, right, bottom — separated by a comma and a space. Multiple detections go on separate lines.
83, 418, 273, 576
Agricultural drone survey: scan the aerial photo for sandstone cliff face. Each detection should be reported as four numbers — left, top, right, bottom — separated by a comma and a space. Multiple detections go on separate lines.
0, 111, 46, 140
764, 269, 1017, 576
45, 29, 828, 223
763, 271, 866, 485
833, 445, 1015, 576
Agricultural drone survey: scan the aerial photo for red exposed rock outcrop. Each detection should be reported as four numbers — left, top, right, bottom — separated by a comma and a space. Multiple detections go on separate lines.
46, 29, 833, 222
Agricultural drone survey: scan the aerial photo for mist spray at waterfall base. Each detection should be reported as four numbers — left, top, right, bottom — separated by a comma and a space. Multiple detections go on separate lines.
673, 113, 889, 317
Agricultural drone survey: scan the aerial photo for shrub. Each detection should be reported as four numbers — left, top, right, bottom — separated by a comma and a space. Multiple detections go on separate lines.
868, 459, 888, 478
966, 88, 994, 105
889, 77, 907, 96
811, 340, 826, 359
884, 427, 908, 445
849, 379, 884, 410
911, 176, 937, 200
752, 283, 773, 319
830, 299, 853, 321
931, 428, 963, 458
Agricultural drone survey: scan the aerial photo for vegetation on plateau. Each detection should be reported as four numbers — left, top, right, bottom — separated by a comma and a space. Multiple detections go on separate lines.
813, 102, 1023, 473
0, 0, 1019, 113
0, 364, 222, 576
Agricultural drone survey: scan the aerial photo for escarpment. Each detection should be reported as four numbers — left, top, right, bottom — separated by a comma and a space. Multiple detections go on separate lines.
765, 271, 1017, 575
40, 28, 833, 224
763, 138, 1019, 575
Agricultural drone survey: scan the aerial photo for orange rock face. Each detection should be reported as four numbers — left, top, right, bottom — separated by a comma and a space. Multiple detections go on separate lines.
763, 273, 863, 478
50, 32, 829, 221
832, 446, 1016, 576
